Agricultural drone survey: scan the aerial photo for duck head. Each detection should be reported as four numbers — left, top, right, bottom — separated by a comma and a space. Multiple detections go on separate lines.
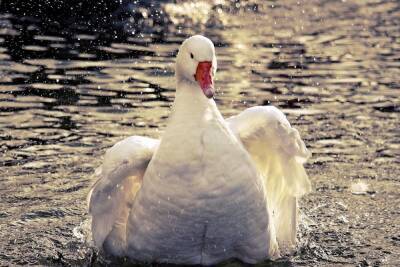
175, 35, 217, 98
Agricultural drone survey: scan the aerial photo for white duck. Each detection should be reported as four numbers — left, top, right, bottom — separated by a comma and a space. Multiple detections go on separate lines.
88, 35, 311, 265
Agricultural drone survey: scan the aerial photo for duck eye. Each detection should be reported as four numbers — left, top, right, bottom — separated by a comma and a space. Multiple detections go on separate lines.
190, 53, 194, 59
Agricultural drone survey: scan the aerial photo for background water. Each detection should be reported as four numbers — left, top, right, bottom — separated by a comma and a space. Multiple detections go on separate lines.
0, 0, 399, 266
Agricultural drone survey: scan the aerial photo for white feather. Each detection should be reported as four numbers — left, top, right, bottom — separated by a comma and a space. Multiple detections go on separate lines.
227, 105, 311, 251
87, 136, 158, 255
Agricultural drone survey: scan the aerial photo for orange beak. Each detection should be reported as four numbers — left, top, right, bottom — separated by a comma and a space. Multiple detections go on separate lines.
194, 61, 214, 98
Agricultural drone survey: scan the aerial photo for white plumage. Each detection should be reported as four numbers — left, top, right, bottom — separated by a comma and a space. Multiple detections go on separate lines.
88, 35, 311, 265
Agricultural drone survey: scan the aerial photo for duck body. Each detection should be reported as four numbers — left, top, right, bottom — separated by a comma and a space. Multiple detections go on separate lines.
88, 35, 311, 265
125, 82, 277, 264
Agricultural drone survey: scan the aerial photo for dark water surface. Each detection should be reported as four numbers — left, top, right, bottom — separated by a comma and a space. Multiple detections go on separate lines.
0, 0, 399, 266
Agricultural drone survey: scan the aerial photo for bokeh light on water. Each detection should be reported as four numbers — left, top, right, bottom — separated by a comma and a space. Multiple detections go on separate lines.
0, 0, 399, 265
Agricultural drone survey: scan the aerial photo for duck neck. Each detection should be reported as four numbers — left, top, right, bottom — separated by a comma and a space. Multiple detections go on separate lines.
170, 78, 220, 124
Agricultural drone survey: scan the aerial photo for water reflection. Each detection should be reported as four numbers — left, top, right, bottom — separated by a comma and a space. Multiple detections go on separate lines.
0, 0, 399, 266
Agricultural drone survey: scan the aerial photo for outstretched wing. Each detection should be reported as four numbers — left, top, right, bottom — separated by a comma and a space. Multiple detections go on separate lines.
87, 136, 159, 255
227, 106, 311, 252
